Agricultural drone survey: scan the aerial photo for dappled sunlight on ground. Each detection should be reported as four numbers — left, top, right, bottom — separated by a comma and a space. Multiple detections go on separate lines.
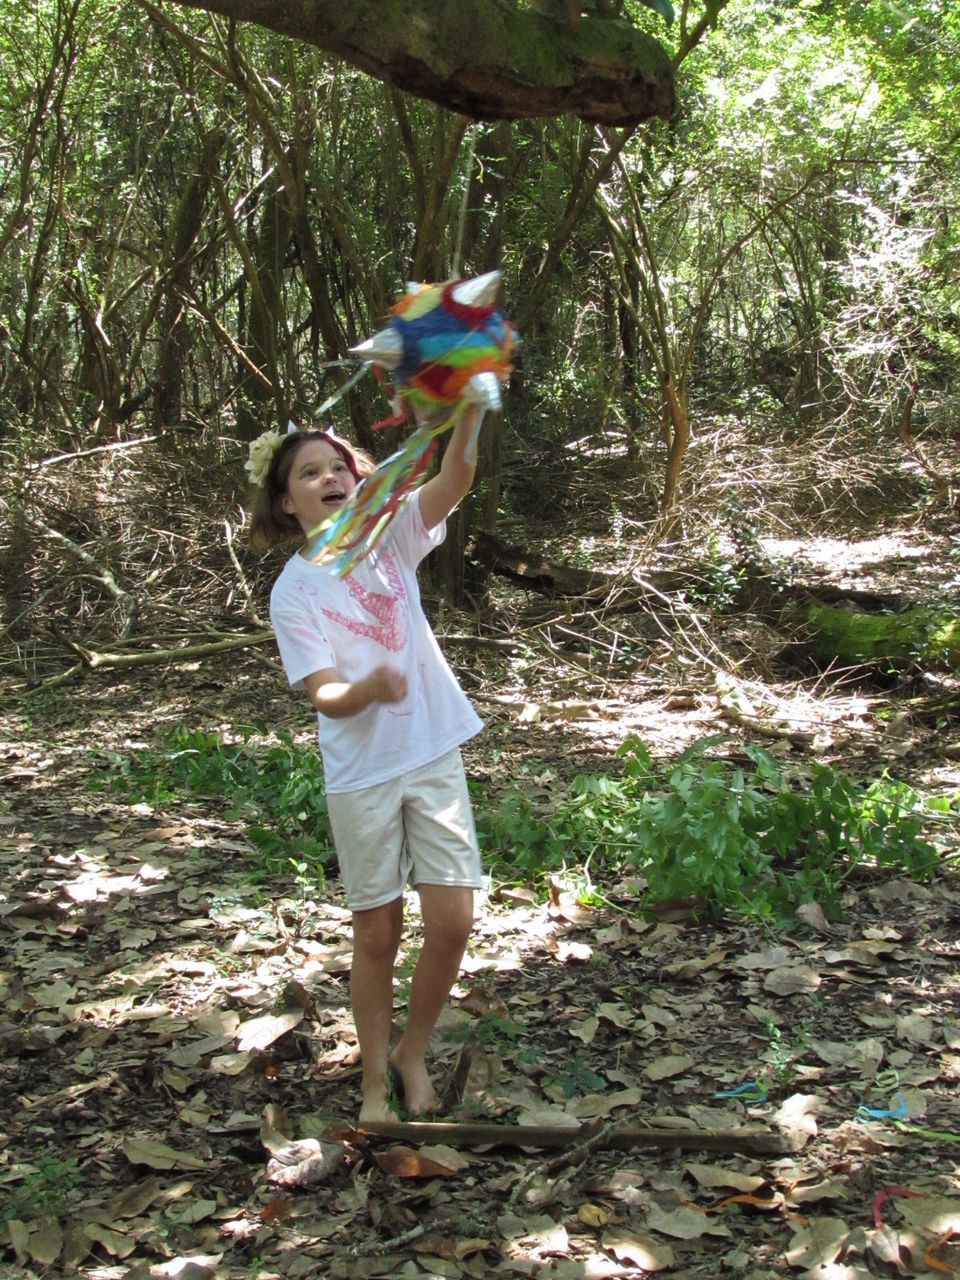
762, 532, 952, 595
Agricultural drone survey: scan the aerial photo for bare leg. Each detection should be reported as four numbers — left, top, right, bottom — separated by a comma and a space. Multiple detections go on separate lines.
390, 884, 474, 1115
351, 897, 403, 1124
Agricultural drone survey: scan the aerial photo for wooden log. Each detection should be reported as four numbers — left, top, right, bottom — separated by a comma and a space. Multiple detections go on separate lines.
470, 530, 960, 678
469, 531, 691, 600
789, 603, 960, 673
358, 1119, 784, 1156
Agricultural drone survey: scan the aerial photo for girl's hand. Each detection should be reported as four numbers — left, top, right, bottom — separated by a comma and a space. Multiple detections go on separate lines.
304, 664, 407, 718
364, 664, 408, 705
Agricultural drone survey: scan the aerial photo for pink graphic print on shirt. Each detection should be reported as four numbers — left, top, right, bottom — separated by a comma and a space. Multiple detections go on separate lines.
320, 552, 408, 653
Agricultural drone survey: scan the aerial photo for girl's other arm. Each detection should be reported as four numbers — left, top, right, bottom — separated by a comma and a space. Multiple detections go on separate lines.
417, 403, 482, 531
304, 665, 407, 719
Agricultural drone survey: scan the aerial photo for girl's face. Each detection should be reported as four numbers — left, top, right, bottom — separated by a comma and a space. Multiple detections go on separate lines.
281, 438, 357, 535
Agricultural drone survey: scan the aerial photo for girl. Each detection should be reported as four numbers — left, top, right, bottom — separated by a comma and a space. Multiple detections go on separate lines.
249, 413, 485, 1123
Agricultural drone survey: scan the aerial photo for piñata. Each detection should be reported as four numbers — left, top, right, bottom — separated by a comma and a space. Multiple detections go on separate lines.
306, 271, 516, 575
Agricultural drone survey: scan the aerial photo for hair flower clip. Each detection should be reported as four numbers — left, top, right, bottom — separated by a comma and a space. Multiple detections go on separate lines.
245, 429, 285, 488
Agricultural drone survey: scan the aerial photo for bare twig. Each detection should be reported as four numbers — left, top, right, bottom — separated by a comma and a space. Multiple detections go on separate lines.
224, 517, 266, 627
21, 510, 139, 637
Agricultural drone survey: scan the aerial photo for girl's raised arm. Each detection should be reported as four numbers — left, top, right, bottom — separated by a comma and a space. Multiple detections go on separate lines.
417, 404, 484, 531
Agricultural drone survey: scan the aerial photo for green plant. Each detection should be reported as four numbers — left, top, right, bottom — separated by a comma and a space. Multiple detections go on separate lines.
476, 734, 946, 923
98, 725, 334, 881
688, 531, 747, 610
763, 999, 823, 1091
0, 1154, 83, 1224
443, 1010, 527, 1052
543, 1055, 606, 1098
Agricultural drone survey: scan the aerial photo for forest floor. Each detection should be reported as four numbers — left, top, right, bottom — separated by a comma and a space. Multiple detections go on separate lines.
2, 467, 960, 1280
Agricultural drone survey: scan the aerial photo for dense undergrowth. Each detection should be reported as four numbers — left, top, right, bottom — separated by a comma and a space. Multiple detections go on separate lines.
98, 724, 955, 925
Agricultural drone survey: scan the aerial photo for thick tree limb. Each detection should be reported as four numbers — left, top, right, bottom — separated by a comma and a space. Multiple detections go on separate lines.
154, 0, 676, 125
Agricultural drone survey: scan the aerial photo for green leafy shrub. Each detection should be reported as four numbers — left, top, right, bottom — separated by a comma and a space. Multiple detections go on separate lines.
102, 727, 949, 920
0, 1153, 82, 1224
478, 734, 947, 922
99, 725, 333, 880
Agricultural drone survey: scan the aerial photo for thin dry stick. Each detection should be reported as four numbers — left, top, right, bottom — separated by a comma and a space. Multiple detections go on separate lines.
62, 631, 273, 671
21, 510, 139, 637
224, 517, 266, 627
349, 1223, 427, 1258
509, 1118, 610, 1206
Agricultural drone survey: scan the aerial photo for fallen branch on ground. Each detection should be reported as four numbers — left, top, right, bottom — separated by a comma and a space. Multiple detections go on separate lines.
356, 1118, 784, 1156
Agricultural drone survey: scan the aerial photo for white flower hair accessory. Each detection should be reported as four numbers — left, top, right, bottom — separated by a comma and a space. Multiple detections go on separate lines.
244, 427, 287, 488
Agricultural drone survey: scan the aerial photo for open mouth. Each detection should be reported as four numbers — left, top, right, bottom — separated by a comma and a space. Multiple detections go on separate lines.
322, 490, 347, 507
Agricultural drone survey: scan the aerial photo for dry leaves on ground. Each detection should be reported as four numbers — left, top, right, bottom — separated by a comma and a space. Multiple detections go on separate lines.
2, 676, 960, 1280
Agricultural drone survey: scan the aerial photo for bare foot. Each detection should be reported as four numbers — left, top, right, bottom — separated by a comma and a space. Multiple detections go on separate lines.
358, 1095, 397, 1125
389, 1052, 437, 1116
358, 1070, 399, 1126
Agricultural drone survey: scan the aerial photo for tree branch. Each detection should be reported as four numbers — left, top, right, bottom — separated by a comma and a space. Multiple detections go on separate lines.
149, 0, 675, 125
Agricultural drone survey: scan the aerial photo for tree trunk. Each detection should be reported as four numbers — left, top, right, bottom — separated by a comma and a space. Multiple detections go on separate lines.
660, 375, 689, 514
155, 151, 216, 428
237, 175, 290, 438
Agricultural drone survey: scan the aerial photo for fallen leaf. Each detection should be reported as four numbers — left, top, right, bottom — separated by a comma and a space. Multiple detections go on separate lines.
375, 1146, 457, 1179
734, 946, 794, 971
898, 1196, 960, 1236
122, 1138, 207, 1171
644, 1055, 694, 1081
418, 1144, 472, 1171
867, 1222, 908, 1271
773, 1094, 821, 1150
570, 1016, 599, 1044
596, 1003, 637, 1029
235, 1008, 304, 1052
172, 1198, 218, 1224
764, 966, 822, 997
454, 1237, 492, 1259
809, 1037, 884, 1074
498, 1212, 568, 1253
784, 1218, 849, 1268
82, 1221, 136, 1258
208, 1051, 254, 1075
517, 1106, 580, 1128
683, 1163, 766, 1193
570, 1087, 645, 1118
602, 1228, 674, 1269
5, 1220, 31, 1264
26, 1215, 62, 1266
641, 1004, 677, 1028
555, 939, 593, 962
788, 1179, 849, 1207
104, 1176, 163, 1220
646, 1203, 731, 1240
896, 1013, 937, 1047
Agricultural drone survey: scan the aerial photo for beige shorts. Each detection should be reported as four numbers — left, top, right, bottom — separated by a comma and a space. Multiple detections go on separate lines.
326, 748, 482, 912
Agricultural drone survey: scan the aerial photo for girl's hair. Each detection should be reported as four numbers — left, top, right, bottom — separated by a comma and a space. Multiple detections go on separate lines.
248, 427, 375, 553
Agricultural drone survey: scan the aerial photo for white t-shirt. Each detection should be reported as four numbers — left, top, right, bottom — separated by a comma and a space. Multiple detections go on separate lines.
270, 492, 483, 794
